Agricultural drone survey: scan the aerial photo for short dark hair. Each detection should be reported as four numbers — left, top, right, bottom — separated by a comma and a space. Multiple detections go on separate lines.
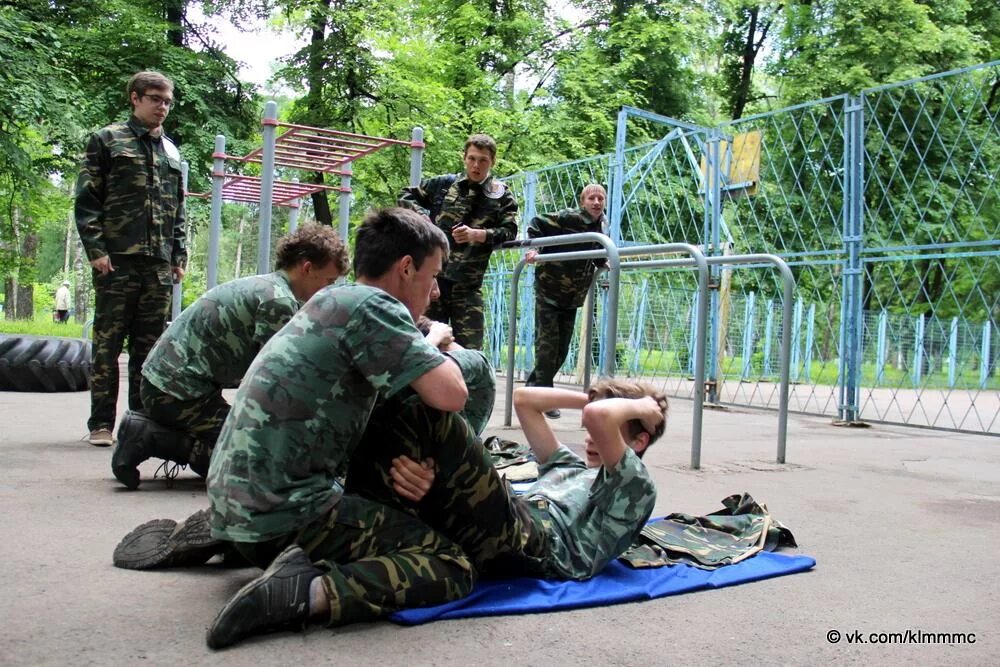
127, 71, 174, 105
275, 223, 350, 273
353, 207, 449, 279
587, 379, 669, 456
464, 134, 497, 160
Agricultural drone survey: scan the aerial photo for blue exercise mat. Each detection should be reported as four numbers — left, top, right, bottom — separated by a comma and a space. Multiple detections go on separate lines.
390, 551, 815, 625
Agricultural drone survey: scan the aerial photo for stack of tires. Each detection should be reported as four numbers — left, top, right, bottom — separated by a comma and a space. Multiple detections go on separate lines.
0, 334, 91, 392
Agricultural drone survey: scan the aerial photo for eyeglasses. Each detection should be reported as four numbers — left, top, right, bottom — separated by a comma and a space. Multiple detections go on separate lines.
143, 94, 174, 108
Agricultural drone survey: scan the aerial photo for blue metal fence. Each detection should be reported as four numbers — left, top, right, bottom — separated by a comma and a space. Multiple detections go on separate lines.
487, 59, 999, 435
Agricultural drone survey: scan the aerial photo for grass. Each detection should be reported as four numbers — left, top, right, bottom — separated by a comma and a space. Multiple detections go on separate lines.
0, 314, 89, 339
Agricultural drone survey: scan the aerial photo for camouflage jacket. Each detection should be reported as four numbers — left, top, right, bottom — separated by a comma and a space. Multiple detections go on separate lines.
520, 445, 656, 580
74, 116, 187, 268
207, 285, 447, 543
528, 208, 607, 308
398, 173, 518, 288
141, 271, 301, 401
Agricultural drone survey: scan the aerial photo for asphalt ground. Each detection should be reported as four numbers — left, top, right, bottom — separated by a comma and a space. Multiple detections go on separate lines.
1, 369, 998, 666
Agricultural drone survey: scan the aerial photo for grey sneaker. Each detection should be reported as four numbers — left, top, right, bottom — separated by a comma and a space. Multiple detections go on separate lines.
544, 409, 561, 419
206, 545, 320, 650
113, 509, 222, 570
89, 428, 114, 447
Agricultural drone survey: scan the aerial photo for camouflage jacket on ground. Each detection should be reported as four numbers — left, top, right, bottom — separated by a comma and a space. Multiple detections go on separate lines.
141, 271, 301, 401
519, 445, 656, 580
74, 116, 187, 268
619, 492, 798, 570
398, 173, 518, 288
528, 208, 607, 308
206, 285, 447, 543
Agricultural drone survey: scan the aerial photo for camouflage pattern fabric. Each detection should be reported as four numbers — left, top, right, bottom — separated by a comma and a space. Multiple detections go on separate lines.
524, 301, 579, 388
528, 207, 606, 308
140, 380, 229, 470
88, 256, 173, 431
207, 285, 446, 543
425, 278, 485, 349
347, 398, 656, 580
75, 116, 186, 267
142, 271, 300, 401
444, 348, 495, 435
137, 271, 301, 465
231, 494, 474, 626
618, 493, 799, 570
399, 173, 518, 349
399, 174, 518, 286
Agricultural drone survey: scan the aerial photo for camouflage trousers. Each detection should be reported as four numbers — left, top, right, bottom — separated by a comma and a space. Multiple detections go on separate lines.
232, 494, 474, 626
89, 256, 173, 432
425, 278, 484, 349
139, 379, 228, 470
346, 398, 551, 577
525, 300, 579, 388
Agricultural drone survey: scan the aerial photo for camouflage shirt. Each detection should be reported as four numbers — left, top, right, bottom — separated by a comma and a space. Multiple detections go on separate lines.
398, 174, 518, 288
528, 208, 607, 308
74, 116, 187, 268
141, 271, 301, 401
207, 285, 447, 543
520, 445, 655, 580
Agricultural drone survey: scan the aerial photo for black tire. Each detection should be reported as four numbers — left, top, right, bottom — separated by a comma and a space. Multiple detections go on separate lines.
0, 334, 91, 392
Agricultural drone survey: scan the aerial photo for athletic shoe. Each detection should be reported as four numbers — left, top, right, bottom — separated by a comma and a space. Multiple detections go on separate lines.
113, 509, 222, 570
544, 409, 561, 419
89, 428, 114, 447
206, 545, 320, 650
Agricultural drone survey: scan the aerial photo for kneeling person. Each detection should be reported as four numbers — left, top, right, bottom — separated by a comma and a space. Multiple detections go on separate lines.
112, 223, 349, 489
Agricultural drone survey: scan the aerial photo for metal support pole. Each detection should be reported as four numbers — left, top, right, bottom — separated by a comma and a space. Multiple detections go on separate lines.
338, 162, 352, 243
503, 239, 712, 469
409, 127, 424, 187
288, 177, 301, 233
948, 316, 959, 388
207, 135, 225, 290
173, 161, 188, 320
705, 132, 723, 403
876, 310, 888, 385
838, 94, 865, 421
622, 253, 794, 465
256, 101, 278, 274
980, 322, 992, 389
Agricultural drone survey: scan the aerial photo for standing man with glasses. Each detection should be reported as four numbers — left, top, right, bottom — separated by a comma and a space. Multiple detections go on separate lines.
75, 71, 187, 447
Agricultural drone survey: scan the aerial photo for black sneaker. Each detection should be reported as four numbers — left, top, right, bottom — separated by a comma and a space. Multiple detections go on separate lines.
544, 409, 561, 419
206, 545, 320, 650
113, 509, 222, 570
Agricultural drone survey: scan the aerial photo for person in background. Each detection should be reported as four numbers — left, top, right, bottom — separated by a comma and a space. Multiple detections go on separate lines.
397, 133, 519, 349
524, 184, 608, 419
74, 71, 186, 447
54, 281, 71, 323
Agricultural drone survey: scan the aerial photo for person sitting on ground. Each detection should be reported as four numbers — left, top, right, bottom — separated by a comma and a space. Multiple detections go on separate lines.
111, 223, 350, 489
114, 208, 474, 650
345, 379, 667, 581
523, 183, 609, 419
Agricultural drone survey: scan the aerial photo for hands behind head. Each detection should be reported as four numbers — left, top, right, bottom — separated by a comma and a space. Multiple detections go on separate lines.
390, 456, 435, 503
636, 395, 667, 436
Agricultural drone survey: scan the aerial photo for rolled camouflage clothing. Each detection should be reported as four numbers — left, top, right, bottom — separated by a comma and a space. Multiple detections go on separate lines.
139, 270, 303, 466
347, 397, 657, 581
399, 173, 518, 348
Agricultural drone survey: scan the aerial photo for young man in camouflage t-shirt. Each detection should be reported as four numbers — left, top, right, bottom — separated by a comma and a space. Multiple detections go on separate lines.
114, 209, 474, 650
111, 224, 349, 489
346, 379, 667, 581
